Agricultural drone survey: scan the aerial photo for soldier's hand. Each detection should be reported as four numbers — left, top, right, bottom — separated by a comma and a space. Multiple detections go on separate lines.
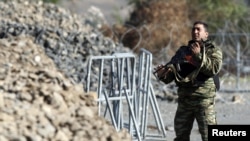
191, 42, 201, 54
154, 64, 172, 79
154, 64, 164, 71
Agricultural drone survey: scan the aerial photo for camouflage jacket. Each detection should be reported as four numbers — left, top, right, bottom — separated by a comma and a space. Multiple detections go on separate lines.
161, 39, 223, 98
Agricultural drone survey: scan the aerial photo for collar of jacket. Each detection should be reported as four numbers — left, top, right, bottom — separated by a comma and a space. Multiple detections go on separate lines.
188, 39, 214, 48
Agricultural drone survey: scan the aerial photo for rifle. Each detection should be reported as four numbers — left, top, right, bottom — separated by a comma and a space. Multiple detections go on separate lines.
153, 40, 205, 81
153, 46, 195, 80
153, 39, 220, 90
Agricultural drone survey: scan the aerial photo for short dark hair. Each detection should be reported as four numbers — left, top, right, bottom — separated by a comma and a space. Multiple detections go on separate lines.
193, 21, 208, 32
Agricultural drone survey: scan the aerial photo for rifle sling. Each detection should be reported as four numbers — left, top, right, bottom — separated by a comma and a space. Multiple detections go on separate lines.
168, 42, 220, 90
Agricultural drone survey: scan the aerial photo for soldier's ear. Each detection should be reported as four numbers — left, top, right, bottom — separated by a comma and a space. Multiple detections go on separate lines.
205, 31, 209, 38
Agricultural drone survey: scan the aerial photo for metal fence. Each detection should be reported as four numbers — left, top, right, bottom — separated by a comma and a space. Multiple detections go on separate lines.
85, 49, 166, 141
211, 33, 250, 93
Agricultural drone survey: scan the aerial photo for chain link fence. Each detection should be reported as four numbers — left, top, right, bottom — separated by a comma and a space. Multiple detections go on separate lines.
99, 22, 250, 93
211, 33, 250, 93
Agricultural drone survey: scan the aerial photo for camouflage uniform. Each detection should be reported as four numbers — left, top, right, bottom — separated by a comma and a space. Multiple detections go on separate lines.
160, 39, 223, 141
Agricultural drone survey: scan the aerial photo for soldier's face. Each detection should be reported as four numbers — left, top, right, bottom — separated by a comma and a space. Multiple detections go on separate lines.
191, 24, 208, 41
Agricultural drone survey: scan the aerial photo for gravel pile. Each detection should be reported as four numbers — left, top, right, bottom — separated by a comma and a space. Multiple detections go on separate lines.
0, 0, 132, 140
0, 0, 132, 84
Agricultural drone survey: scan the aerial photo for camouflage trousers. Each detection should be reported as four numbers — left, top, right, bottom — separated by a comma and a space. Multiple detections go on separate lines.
173, 97, 217, 141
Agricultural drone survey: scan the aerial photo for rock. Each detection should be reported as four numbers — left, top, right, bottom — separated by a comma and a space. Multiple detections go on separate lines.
0, 0, 132, 138
231, 94, 244, 104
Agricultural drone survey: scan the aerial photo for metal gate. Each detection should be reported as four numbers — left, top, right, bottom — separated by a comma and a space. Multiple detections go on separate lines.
85, 49, 166, 141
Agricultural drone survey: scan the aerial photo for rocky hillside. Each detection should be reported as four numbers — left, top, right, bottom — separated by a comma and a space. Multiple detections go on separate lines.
0, 0, 132, 140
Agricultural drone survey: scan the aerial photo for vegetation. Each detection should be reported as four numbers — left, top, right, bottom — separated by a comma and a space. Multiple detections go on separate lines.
125, 0, 250, 33
186, 0, 250, 33
102, 0, 191, 64
101, 0, 250, 63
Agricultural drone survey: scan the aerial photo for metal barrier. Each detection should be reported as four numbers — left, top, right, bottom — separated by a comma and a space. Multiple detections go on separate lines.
211, 33, 250, 93
85, 49, 166, 141
136, 48, 166, 140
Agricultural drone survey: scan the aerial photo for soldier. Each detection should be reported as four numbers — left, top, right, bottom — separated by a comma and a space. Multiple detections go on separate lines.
154, 21, 223, 141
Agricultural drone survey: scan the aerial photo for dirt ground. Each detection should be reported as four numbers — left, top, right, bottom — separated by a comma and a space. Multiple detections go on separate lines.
155, 92, 250, 141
